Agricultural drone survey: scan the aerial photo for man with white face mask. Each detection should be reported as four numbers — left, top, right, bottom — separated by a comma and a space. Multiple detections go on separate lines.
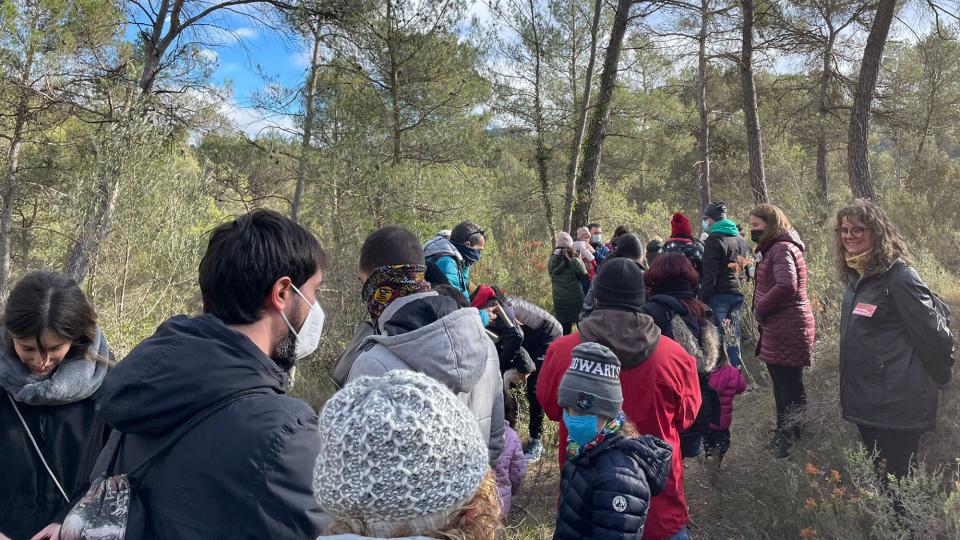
93, 209, 328, 539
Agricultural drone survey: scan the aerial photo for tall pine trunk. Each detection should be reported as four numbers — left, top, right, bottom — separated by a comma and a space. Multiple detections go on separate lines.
562, 0, 602, 233
740, 0, 769, 204
696, 0, 711, 214
293, 21, 323, 223
570, 0, 632, 230
848, 0, 896, 201
816, 36, 835, 206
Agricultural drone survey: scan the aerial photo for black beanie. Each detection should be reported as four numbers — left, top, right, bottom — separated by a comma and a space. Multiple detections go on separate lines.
592, 258, 646, 312
703, 201, 727, 222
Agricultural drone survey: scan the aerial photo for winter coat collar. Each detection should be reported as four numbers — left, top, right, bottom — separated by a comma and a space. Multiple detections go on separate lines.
97, 314, 286, 435
578, 309, 661, 369
572, 433, 673, 496
364, 300, 490, 394
708, 219, 740, 237
422, 235, 462, 262
758, 228, 805, 255
0, 327, 110, 405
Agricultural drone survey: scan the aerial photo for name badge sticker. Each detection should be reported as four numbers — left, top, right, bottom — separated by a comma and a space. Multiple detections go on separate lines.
852, 303, 878, 317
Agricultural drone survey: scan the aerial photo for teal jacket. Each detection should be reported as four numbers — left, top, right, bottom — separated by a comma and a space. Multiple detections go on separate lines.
436, 255, 489, 326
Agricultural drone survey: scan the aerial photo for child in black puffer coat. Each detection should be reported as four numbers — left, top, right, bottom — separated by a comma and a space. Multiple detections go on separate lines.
553, 343, 672, 540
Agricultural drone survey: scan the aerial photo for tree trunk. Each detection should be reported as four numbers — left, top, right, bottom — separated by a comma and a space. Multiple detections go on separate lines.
530, 0, 555, 239
562, 0, 602, 233
570, 0, 632, 230
847, 0, 895, 201
293, 21, 323, 223
63, 162, 123, 283
387, 0, 401, 166
740, 0, 769, 204
816, 36, 834, 206
696, 0, 711, 214
0, 21, 38, 302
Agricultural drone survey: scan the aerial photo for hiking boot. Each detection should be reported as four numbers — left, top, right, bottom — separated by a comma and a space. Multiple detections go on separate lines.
524, 439, 544, 463
769, 430, 793, 459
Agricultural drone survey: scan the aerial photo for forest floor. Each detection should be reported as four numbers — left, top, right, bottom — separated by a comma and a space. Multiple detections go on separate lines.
505, 346, 829, 540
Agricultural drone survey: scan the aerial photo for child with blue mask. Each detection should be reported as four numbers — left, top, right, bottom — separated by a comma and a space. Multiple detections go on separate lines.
554, 342, 673, 540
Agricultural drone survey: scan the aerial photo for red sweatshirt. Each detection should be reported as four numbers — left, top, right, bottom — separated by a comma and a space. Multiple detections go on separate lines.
538, 318, 701, 540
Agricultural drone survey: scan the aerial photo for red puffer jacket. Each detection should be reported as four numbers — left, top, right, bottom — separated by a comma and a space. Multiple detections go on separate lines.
752, 230, 816, 367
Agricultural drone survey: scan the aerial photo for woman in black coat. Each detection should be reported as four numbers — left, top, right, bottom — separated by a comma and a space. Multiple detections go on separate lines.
835, 200, 955, 479
0, 272, 112, 540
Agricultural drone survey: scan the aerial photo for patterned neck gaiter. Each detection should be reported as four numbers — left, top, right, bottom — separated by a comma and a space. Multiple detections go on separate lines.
566, 411, 626, 460
362, 264, 432, 322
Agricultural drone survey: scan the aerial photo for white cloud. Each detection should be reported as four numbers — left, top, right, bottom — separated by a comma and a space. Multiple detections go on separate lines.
289, 47, 312, 69
219, 99, 295, 139
233, 27, 257, 39
198, 49, 218, 63
206, 26, 258, 46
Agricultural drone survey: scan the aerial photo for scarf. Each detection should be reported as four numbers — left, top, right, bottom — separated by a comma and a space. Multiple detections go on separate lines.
845, 250, 872, 276
566, 411, 626, 460
650, 278, 695, 299
453, 241, 481, 265
362, 264, 432, 322
0, 327, 110, 405
709, 219, 740, 237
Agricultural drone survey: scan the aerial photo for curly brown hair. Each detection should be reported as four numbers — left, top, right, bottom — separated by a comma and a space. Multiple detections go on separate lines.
833, 199, 912, 278
325, 471, 502, 539
749, 203, 793, 248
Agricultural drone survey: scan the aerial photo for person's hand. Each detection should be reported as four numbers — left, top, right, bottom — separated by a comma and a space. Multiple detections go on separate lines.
485, 307, 498, 322
31, 523, 61, 540
1, 532, 12, 540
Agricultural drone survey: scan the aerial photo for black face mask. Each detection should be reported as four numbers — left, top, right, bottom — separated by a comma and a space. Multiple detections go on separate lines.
750, 230, 763, 243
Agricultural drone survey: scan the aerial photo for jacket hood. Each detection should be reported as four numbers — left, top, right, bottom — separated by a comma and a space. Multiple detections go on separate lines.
423, 235, 461, 262
365, 295, 491, 393
577, 434, 673, 497
646, 294, 690, 317
709, 219, 740, 237
578, 309, 661, 369
97, 314, 286, 434
760, 228, 805, 254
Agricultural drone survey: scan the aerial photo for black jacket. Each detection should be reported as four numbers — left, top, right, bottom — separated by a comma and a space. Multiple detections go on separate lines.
554, 434, 672, 540
509, 296, 563, 361
1, 391, 110, 540
840, 261, 955, 431
700, 232, 751, 300
95, 315, 325, 539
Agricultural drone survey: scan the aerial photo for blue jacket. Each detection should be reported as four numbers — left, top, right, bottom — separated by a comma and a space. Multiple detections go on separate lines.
424, 235, 489, 326
554, 434, 672, 539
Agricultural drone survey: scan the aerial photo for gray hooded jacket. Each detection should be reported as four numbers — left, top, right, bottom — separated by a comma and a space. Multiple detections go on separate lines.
347, 292, 505, 463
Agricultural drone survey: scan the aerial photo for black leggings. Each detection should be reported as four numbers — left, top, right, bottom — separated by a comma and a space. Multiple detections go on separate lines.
857, 425, 923, 479
526, 362, 545, 440
766, 364, 806, 434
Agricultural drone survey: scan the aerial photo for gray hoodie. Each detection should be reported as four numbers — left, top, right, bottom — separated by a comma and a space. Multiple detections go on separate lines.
347, 292, 505, 463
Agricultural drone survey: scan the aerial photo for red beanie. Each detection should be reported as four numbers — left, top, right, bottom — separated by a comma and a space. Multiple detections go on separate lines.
671, 212, 692, 238
470, 285, 497, 309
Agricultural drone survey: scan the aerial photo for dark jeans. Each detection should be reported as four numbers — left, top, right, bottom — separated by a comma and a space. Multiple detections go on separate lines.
561, 322, 574, 335
526, 359, 545, 440
708, 293, 744, 367
766, 364, 806, 434
857, 425, 923, 479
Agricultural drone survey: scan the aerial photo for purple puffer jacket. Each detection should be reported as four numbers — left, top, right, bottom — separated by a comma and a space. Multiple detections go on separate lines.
494, 423, 526, 517
708, 365, 746, 430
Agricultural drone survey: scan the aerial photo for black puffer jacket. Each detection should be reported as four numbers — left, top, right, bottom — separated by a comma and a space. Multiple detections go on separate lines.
554, 434, 672, 540
95, 315, 325, 539
700, 229, 751, 301
661, 238, 704, 277
0, 391, 111, 539
840, 261, 955, 431
509, 295, 563, 361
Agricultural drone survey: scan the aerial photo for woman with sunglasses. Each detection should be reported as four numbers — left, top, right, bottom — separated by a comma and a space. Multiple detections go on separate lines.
835, 200, 954, 480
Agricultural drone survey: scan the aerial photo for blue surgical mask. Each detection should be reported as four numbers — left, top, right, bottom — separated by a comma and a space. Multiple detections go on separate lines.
563, 410, 600, 446
702, 219, 710, 231
591, 234, 602, 244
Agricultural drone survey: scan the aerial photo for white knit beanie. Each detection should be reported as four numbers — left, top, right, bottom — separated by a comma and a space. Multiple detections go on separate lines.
313, 370, 488, 537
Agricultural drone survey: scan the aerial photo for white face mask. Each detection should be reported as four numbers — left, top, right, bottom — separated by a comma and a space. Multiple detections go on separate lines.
591, 234, 602, 244
280, 284, 325, 359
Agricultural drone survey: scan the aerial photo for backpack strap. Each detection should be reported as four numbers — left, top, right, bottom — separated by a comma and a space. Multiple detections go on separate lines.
6, 392, 70, 502
112, 389, 264, 480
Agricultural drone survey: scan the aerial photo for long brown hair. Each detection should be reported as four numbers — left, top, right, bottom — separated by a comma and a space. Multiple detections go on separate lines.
833, 199, 912, 278
749, 203, 793, 248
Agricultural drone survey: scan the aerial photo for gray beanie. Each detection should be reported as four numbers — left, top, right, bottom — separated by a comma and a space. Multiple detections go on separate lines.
558, 342, 623, 419
313, 370, 488, 537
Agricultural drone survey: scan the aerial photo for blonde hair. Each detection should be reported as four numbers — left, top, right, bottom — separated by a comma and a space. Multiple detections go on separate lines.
749, 203, 793, 248
325, 471, 502, 539
833, 199, 912, 278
